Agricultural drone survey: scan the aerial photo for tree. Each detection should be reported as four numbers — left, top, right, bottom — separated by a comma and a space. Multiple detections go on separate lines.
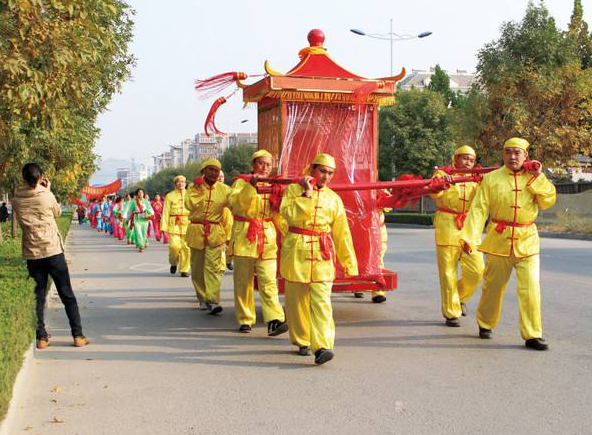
220, 143, 256, 181
466, 1, 592, 165
568, 0, 592, 69
0, 1, 135, 199
428, 64, 457, 107
378, 88, 455, 179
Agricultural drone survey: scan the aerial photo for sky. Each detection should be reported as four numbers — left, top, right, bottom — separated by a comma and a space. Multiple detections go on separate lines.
94, 0, 591, 167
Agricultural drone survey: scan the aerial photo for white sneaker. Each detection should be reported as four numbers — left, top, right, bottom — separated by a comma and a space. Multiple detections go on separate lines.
207, 303, 223, 316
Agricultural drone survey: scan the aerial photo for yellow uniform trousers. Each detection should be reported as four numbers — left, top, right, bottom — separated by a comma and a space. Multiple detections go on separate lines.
168, 233, 190, 274
477, 254, 542, 340
436, 245, 484, 319
233, 257, 285, 326
190, 246, 223, 304
284, 281, 334, 353
372, 231, 389, 298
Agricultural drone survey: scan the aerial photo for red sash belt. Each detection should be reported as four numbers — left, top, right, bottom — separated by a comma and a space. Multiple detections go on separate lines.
491, 218, 533, 234
288, 226, 334, 261
170, 214, 186, 225
437, 207, 467, 230
234, 215, 272, 255
191, 220, 220, 238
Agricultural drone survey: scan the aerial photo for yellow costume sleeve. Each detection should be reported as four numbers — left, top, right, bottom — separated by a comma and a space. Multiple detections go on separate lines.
229, 179, 257, 214
331, 197, 359, 277
459, 176, 490, 254
526, 175, 556, 210
160, 194, 171, 232
279, 184, 314, 224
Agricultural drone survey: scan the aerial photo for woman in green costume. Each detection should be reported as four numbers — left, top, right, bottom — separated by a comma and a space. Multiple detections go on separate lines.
122, 193, 135, 245
126, 188, 154, 252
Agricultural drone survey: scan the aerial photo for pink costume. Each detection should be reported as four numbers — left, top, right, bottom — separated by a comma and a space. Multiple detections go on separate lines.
151, 199, 168, 243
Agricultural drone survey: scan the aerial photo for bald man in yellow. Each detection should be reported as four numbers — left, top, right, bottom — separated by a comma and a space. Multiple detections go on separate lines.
185, 158, 232, 315
161, 175, 190, 277
431, 145, 484, 326
280, 153, 358, 365
461, 138, 556, 350
229, 149, 288, 336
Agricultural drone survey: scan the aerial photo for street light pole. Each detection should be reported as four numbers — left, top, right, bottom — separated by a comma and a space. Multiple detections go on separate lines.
350, 21, 432, 76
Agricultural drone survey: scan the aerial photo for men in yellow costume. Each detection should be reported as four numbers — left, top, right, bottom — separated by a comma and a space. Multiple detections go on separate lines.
229, 149, 288, 336
161, 175, 190, 277
184, 158, 232, 315
460, 138, 556, 351
431, 145, 484, 326
280, 153, 358, 365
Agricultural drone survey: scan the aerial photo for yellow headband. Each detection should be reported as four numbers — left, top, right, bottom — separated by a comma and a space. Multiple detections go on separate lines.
173, 175, 186, 183
454, 145, 476, 157
503, 137, 529, 151
252, 149, 273, 161
199, 158, 222, 172
302, 153, 336, 175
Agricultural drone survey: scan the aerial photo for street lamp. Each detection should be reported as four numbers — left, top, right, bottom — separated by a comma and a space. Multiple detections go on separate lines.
350, 19, 432, 76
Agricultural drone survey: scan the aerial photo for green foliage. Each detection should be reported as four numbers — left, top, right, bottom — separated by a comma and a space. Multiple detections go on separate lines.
428, 64, 457, 107
0, 211, 72, 422
460, 1, 592, 165
220, 143, 256, 181
568, 0, 592, 69
378, 88, 454, 179
0, 0, 136, 199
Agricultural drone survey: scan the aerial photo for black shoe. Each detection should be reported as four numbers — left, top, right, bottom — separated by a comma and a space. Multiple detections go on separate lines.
170, 265, 177, 274
479, 327, 492, 339
353, 292, 364, 299
267, 320, 289, 336
238, 324, 251, 333
180, 272, 189, 277
372, 295, 387, 303
298, 346, 310, 356
445, 318, 460, 327
460, 302, 467, 316
525, 338, 548, 351
206, 303, 223, 316
314, 349, 334, 365
226, 262, 233, 271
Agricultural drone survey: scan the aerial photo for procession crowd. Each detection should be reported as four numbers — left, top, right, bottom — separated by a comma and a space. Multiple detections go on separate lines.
13, 136, 556, 365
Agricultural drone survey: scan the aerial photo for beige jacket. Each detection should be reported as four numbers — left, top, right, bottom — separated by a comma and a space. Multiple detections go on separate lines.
12, 184, 64, 260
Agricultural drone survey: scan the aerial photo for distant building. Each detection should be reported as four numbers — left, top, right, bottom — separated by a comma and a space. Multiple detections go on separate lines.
400, 68, 477, 94
116, 168, 131, 190
152, 132, 258, 172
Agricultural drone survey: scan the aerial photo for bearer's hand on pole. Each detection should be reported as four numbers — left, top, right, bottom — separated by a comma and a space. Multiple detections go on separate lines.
300, 176, 314, 197
249, 175, 259, 187
460, 240, 472, 255
524, 160, 542, 177
441, 174, 454, 183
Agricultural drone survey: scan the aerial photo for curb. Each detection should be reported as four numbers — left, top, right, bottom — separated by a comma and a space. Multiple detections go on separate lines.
0, 344, 34, 435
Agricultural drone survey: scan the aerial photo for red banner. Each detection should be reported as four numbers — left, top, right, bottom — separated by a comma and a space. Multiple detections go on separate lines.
69, 196, 89, 207
81, 179, 122, 199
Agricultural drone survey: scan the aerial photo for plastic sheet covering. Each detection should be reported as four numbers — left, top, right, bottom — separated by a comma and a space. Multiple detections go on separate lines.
278, 101, 382, 279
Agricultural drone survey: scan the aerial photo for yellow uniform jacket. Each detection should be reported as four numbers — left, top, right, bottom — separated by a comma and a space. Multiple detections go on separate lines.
460, 167, 556, 258
228, 178, 285, 260
279, 183, 358, 283
184, 181, 232, 249
431, 170, 481, 247
160, 189, 189, 235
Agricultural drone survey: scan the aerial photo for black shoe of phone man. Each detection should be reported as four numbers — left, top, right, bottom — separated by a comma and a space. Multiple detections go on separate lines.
170, 265, 177, 274
525, 338, 548, 351
314, 349, 334, 365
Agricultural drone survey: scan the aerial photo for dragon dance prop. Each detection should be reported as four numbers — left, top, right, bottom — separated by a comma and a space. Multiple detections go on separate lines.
81, 179, 122, 199
69, 196, 89, 207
